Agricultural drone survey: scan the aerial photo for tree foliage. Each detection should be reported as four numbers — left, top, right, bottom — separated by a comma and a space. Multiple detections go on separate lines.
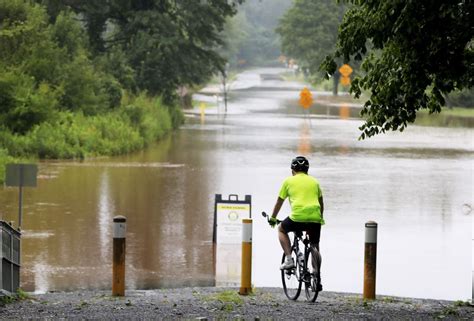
1, 0, 242, 135
276, 0, 346, 76
0, 0, 121, 133
322, 0, 474, 138
38, 0, 244, 101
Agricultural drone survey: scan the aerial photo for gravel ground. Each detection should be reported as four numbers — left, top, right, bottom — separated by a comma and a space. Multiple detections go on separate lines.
0, 287, 472, 320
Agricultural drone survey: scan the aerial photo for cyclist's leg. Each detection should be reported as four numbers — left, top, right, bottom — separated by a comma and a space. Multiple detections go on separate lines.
280, 217, 303, 255
307, 223, 322, 275
279, 217, 303, 269
278, 218, 293, 257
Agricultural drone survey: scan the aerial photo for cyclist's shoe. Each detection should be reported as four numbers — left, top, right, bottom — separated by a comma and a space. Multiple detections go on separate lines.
316, 283, 323, 292
280, 258, 295, 270
312, 273, 323, 292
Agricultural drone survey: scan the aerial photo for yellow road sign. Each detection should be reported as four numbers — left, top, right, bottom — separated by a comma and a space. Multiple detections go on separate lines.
299, 87, 313, 109
339, 64, 353, 77
340, 76, 351, 86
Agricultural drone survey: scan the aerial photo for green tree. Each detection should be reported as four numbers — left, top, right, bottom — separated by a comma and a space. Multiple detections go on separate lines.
0, 0, 120, 133
45, 0, 243, 102
322, 0, 474, 138
277, 0, 346, 76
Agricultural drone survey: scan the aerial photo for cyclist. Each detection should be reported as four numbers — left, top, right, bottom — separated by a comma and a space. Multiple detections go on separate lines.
269, 156, 324, 281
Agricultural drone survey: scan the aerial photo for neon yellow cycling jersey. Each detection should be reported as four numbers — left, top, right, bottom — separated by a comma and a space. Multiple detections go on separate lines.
278, 172, 324, 224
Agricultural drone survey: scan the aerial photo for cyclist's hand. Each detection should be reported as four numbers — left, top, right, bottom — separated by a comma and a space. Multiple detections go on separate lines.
269, 216, 278, 228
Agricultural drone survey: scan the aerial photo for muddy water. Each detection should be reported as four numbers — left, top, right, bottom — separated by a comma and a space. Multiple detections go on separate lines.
0, 68, 472, 300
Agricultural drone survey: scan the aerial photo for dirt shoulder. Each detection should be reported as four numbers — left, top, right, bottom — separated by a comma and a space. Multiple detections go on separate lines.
0, 287, 472, 320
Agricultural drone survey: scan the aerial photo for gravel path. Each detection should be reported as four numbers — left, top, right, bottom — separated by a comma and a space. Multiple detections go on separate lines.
1, 287, 472, 320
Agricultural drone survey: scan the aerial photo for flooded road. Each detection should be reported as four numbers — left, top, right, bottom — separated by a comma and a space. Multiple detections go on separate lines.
0, 68, 472, 300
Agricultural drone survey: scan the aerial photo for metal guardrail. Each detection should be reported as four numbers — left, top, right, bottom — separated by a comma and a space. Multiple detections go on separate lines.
0, 221, 21, 295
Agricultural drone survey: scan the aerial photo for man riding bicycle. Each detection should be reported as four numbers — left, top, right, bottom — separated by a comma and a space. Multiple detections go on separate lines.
269, 156, 324, 286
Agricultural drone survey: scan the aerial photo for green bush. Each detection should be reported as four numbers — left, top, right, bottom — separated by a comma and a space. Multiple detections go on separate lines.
0, 70, 58, 134
25, 112, 145, 159
0, 91, 178, 162
0, 148, 14, 182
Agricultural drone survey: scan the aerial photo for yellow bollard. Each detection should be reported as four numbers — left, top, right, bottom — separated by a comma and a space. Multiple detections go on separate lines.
239, 218, 253, 295
199, 102, 206, 124
363, 221, 377, 300
112, 216, 126, 296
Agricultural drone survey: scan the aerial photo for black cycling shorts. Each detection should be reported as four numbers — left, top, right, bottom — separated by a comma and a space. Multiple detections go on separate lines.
280, 217, 321, 246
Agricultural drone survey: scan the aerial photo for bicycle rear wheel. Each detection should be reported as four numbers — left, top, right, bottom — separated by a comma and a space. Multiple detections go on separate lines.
304, 248, 322, 302
281, 251, 302, 300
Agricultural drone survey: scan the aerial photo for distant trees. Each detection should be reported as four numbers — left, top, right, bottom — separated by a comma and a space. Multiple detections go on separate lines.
322, 0, 474, 138
220, 0, 293, 67
276, 0, 346, 77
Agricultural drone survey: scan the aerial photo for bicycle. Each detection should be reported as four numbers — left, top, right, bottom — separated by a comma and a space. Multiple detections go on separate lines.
262, 211, 322, 302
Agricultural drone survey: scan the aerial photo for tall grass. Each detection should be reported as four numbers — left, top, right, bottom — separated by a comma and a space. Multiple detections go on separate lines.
0, 94, 183, 182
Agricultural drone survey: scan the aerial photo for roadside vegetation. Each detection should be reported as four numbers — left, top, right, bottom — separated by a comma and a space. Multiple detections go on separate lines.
0, 0, 242, 183
0, 288, 31, 306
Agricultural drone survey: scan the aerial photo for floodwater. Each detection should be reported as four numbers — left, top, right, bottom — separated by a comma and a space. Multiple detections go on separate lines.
0, 68, 472, 300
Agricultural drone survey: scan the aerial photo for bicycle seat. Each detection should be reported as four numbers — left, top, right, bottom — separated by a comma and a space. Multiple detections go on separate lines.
294, 230, 303, 238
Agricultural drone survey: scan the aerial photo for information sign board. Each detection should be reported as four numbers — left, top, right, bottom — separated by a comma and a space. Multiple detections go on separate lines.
213, 194, 251, 245
213, 194, 251, 286
5, 164, 37, 187
216, 203, 250, 244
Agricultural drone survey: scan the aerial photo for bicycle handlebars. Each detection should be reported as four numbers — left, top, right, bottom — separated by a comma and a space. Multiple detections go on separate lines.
262, 211, 282, 224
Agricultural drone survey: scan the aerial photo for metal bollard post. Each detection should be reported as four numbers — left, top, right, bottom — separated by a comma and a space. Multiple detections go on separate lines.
363, 221, 378, 300
239, 218, 253, 295
112, 216, 126, 296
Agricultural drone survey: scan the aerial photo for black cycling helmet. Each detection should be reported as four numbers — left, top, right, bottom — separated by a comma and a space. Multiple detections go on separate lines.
291, 156, 309, 172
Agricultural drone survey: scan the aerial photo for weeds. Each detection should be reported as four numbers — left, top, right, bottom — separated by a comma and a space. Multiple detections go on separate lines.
200, 290, 244, 313
201, 290, 244, 306
434, 300, 472, 319
453, 300, 471, 307
74, 300, 89, 310
16, 288, 31, 300
0, 288, 32, 305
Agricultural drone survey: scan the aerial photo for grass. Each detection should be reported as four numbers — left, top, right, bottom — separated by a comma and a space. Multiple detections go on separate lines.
415, 107, 474, 128
434, 300, 472, 319
419, 107, 474, 118
197, 290, 246, 314
0, 288, 32, 305
200, 290, 244, 306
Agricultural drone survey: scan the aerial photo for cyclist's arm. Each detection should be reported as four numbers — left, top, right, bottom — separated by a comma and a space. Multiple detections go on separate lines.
272, 197, 284, 218
319, 196, 324, 218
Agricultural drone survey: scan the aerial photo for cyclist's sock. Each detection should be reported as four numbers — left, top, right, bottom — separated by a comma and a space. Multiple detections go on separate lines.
285, 255, 293, 262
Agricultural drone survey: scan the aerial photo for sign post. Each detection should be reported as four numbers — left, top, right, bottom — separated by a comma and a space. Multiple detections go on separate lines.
5, 164, 38, 230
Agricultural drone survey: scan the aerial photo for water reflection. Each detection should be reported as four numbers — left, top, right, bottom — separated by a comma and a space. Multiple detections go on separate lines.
215, 244, 241, 286
98, 171, 113, 259
339, 104, 350, 120
297, 120, 312, 155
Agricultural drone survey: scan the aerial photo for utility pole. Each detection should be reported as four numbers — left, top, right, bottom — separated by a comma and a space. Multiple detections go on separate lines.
222, 69, 228, 113
333, 70, 340, 96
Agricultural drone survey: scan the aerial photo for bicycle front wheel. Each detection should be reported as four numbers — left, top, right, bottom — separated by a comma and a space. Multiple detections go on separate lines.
304, 248, 322, 302
281, 252, 302, 300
